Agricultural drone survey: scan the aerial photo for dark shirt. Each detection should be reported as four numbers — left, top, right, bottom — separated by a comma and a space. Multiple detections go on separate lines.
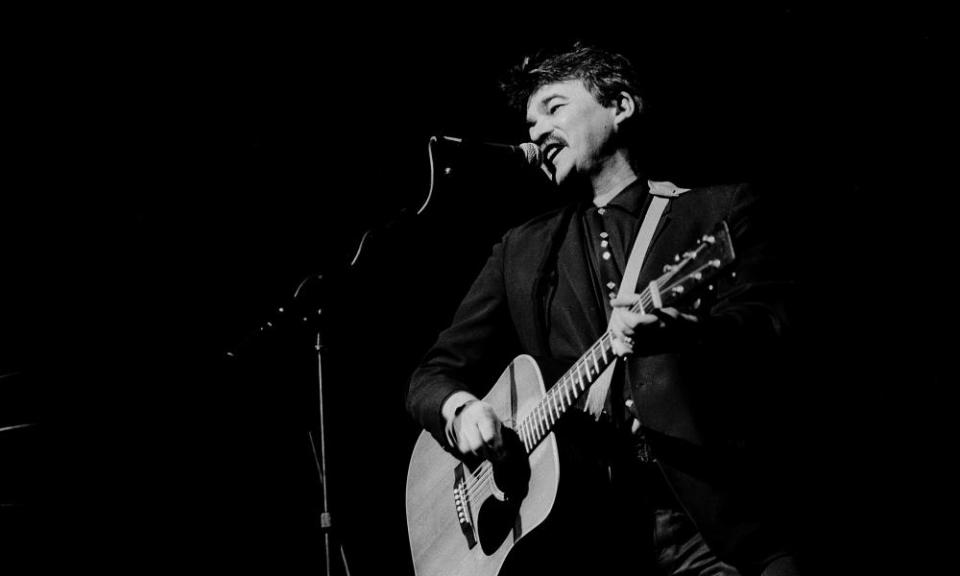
553, 179, 680, 506
544, 179, 651, 363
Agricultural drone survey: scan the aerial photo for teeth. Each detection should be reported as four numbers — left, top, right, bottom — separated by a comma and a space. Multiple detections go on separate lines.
545, 145, 563, 163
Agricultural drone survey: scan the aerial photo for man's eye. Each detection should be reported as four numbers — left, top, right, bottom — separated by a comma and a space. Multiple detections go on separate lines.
549, 104, 564, 115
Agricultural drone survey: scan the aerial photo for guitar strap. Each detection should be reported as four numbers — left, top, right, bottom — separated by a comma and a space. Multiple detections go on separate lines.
584, 180, 690, 418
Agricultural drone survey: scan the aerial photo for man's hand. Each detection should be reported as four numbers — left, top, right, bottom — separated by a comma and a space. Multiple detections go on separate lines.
453, 400, 505, 459
442, 393, 506, 460
608, 294, 699, 356
444, 396, 529, 500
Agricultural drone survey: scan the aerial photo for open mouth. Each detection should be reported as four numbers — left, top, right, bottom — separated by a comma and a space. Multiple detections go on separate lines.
543, 142, 565, 165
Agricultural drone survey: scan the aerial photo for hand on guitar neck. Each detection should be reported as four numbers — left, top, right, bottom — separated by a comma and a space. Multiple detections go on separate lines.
608, 294, 700, 357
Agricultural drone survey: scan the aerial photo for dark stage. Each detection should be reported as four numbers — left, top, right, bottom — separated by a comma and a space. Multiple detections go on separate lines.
1, 7, 948, 573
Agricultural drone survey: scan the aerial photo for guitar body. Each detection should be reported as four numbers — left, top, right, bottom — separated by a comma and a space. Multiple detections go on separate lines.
405, 355, 559, 576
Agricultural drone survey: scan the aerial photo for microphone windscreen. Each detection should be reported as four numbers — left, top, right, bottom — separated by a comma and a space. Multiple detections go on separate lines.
518, 142, 540, 166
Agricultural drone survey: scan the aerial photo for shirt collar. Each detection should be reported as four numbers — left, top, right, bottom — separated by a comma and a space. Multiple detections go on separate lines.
602, 178, 650, 217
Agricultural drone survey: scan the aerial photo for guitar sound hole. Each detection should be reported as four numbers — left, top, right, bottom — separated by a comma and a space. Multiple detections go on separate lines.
477, 496, 519, 555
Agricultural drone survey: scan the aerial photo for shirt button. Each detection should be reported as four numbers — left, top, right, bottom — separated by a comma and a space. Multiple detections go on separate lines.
599, 232, 609, 239
597, 207, 606, 215
602, 251, 611, 260
606, 281, 617, 290
600, 240, 609, 248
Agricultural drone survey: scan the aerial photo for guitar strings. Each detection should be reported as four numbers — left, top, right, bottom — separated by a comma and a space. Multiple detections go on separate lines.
464, 259, 718, 502
463, 285, 662, 501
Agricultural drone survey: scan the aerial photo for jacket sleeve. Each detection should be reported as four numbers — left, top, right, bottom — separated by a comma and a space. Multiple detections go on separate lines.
701, 183, 795, 346
405, 235, 521, 446
626, 183, 798, 443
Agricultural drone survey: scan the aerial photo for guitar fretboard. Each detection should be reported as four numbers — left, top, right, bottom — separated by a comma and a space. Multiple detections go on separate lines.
513, 224, 731, 455
515, 280, 662, 454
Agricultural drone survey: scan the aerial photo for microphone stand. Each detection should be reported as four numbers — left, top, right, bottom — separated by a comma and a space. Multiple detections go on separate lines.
226, 204, 417, 574
224, 137, 449, 572
297, 274, 352, 576
298, 207, 413, 575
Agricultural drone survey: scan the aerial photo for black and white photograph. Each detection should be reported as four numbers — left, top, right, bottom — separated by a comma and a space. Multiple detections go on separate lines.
2, 6, 948, 574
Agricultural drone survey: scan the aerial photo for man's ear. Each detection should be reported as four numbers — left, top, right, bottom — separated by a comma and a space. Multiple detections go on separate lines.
612, 91, 640, 128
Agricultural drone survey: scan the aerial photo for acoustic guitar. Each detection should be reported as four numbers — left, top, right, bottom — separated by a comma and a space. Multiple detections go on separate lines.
406, 222, 735, 576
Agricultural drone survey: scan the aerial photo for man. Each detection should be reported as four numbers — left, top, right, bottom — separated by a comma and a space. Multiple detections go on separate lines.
407, 42, 801, 575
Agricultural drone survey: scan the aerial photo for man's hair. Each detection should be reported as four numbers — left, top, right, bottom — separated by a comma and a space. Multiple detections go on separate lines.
500, 41, 644, 115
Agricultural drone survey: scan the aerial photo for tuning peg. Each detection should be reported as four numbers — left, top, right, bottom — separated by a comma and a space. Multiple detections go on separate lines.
663, 264, 676, 273
674, 254, 681, 263
671, 285, 685, 295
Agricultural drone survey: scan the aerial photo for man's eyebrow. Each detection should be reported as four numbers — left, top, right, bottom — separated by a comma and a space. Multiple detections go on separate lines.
539, 93, 566, 107
526, 92, 567, 125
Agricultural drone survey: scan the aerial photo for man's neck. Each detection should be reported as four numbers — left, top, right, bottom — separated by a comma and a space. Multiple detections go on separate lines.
591, 154, 639, 207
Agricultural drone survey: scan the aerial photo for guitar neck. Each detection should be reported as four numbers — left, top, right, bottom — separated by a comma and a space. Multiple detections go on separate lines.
515, 283, 656, 455
513, 221, 733, 456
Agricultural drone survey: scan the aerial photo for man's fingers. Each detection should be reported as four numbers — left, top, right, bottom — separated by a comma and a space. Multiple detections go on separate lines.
455, 402, 504, 457
610, 310, 658, 335
654, 307, 699, 324
611, 337, 633, 357
609, 294, 641, 308
477, 415, 503, 452
633, 312, 659, 326
456, 424, 482, 455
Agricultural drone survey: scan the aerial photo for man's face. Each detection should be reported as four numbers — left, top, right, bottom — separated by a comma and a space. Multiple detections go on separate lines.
526, 79, 619, 185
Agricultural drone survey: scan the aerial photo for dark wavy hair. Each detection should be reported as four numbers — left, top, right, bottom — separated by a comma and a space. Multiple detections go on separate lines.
500, 41, 644, 116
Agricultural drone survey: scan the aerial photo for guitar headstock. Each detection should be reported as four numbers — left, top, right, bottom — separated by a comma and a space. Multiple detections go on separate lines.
656, 221, 736, 308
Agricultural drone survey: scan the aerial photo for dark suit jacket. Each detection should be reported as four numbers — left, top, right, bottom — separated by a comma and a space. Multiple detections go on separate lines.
407, 182, 796, 567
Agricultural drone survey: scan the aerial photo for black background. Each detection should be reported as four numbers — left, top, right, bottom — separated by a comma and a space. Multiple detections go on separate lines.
1, 6, 949, 573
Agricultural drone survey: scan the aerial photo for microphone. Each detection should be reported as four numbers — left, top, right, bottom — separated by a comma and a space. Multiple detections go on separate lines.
438, 135, 540, 166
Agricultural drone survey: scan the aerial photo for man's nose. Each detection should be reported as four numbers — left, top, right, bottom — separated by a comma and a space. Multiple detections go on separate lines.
528, 116, 551, 144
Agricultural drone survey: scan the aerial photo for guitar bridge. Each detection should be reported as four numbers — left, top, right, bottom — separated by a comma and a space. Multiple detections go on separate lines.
453, 463, 478, 549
